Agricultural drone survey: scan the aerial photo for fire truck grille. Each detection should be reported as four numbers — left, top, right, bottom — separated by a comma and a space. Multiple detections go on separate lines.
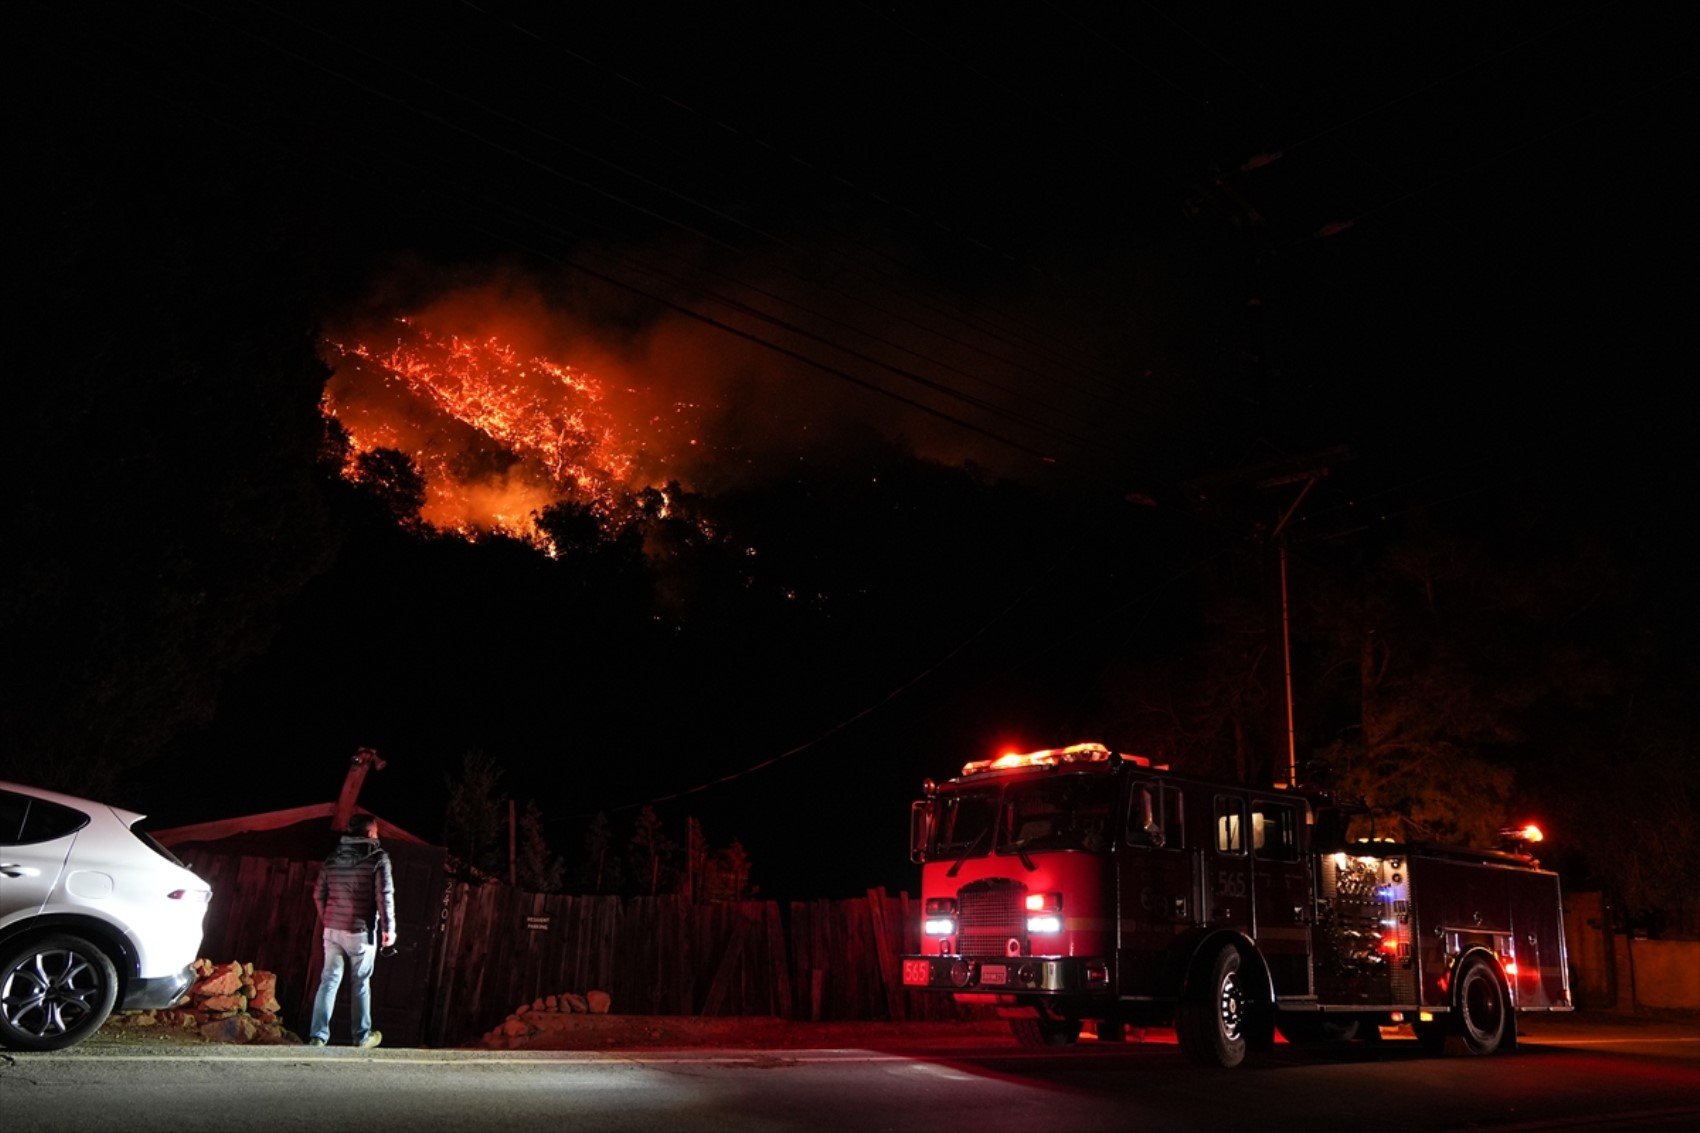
957, 883, 1026, 957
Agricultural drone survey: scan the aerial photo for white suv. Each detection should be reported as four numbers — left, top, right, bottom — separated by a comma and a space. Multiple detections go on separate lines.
0, 781, 212, 1051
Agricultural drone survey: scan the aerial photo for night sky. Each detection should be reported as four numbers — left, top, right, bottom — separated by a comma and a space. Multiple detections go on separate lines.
10, 3, 1696, 902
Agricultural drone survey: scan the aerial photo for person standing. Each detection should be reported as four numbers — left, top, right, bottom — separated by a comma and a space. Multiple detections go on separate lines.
307, 813, 396, 1048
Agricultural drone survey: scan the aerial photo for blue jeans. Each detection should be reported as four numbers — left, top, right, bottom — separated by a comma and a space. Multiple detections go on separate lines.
309, 928, 375, 1045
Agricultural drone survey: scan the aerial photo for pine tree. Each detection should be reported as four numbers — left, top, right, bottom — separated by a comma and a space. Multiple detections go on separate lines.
627, 805, 677, 896
443, 751, 506, 874
573, 812, 623, 894
514, 800, 564, 892
706, 839, 754, 901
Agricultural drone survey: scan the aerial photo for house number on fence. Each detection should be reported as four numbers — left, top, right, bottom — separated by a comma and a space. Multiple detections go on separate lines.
525, 915, 551, 932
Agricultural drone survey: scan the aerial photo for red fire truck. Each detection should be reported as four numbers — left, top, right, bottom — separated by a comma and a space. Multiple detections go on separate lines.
902, 743, 1572, 1066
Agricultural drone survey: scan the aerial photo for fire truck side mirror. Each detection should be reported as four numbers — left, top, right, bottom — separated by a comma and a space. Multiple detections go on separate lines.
909, 800, 929, 863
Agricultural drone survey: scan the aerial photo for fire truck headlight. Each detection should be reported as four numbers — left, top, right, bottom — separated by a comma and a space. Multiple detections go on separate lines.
1025, 892, 1061, 933
923, 917, 958, 936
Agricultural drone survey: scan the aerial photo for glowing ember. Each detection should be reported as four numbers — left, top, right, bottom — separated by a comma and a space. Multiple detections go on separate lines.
320, 318, 657, 548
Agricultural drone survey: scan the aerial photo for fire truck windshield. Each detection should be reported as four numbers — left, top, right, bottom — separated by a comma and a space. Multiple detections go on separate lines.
929, 775, 1115, 859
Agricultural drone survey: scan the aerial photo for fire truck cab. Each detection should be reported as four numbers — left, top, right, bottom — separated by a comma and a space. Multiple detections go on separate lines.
901, 743, 1572, 1067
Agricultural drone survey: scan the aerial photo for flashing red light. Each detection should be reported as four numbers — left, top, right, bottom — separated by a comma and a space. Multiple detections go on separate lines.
1498, 823, 1544, 844
961, 743, 1118, 776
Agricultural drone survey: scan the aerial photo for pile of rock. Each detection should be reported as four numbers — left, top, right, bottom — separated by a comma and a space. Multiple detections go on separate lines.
114, 958, 291, 1044
480, 990, 612, 1048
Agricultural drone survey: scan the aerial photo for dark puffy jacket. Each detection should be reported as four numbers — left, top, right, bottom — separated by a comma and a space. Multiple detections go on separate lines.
315, 836, 395, 938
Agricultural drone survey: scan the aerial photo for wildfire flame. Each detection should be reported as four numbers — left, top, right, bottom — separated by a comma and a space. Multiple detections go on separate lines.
319, 317, 676, 549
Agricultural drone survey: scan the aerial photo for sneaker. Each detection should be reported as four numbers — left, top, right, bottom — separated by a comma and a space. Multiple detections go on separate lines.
306, 1038, 326, 1048
357, 1030, 382, 1050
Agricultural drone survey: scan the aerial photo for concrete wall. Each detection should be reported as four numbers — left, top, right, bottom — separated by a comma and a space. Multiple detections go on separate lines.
1562, 891, 1614, 1008
1614, 936, 1700, 1011
1565, 890, 1700, 1010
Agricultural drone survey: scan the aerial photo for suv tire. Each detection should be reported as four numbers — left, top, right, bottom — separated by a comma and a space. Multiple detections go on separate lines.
0, 934, 120, 1051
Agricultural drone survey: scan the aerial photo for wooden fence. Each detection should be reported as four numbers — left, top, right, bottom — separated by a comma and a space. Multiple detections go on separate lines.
177, 849, 983, 1048
427, 881, 981, 1046
174, 852, 326, 1032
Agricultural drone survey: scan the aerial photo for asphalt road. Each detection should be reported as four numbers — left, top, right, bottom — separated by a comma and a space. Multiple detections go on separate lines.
2, 1014, 1695, 1132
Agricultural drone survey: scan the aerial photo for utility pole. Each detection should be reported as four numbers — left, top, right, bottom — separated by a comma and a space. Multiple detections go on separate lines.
1183, 155, 1357, 786
1267, 472, 1321, 787
1187, 446, 1350, 787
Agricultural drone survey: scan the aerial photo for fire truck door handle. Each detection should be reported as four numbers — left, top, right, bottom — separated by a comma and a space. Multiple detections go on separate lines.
1, 864, 41, 878
1293, 905, 1306, 921
1174, 897, 1186, 917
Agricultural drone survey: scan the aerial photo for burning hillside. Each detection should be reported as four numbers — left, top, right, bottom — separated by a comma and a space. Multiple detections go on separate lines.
319, 314, 693, 548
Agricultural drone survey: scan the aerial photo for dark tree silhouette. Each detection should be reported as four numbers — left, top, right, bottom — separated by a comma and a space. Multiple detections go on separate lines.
351, 447, 427, 527
627, 805, 678, 897
443, 751, 506, 874
514, 800, 565, 892
572, 812, 624, 895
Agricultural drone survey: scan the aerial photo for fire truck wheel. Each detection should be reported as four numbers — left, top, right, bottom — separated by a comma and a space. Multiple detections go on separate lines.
1177, 944, 1250, 1068
1455, 954, 1511, 1056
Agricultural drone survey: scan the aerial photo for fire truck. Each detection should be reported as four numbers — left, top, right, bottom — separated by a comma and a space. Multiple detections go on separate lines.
902, 743, 1572, 1066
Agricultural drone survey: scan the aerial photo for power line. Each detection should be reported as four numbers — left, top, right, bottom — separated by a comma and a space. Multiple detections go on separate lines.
186, 0, 1155, 439
464, 0, 1143, 391
51, 12, 1070, 463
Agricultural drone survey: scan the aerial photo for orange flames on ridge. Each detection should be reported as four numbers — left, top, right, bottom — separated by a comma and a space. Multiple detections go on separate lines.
319, 317, 683, 549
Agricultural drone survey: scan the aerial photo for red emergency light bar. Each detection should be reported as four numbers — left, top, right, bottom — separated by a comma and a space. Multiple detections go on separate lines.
961, 742, 1151, 777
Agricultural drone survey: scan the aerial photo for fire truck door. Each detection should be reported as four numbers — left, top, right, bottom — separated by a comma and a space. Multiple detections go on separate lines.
1250, 799, 1313, 997
1206, 795, 1254, 931
1117, 781, 1191, 995
1507, 870, 1568, 1008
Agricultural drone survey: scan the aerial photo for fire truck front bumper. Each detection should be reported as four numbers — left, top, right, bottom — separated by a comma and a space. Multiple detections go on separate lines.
901, 954, 1110, 996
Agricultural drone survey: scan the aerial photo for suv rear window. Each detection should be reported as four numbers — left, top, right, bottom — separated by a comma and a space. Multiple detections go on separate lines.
133, 826, 187, 868
0, 790, 90, 845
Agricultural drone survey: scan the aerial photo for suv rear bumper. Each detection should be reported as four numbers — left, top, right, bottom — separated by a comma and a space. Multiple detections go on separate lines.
122, 963, 196, 1010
